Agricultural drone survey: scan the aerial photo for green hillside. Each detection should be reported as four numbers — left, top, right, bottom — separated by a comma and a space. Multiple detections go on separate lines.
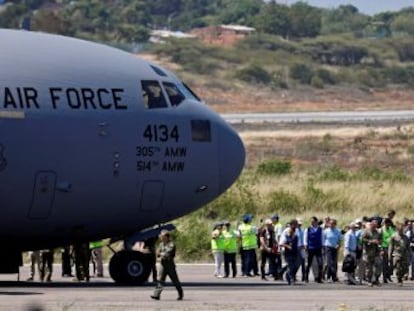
1, 1, 414, 91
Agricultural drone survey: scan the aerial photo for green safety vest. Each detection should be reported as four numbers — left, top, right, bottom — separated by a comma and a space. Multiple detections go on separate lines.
223, 229, 238, 253
89, 240, 103, 249
239, 223, 257, 250
382, 227, 395, 248
211, 230, 225, 252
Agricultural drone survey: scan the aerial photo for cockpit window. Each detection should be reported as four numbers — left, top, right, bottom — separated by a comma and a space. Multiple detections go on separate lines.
150, 65, 168, 77
163, 82, 185, 107
141, 80, 168, 109
182, 83, 201, 101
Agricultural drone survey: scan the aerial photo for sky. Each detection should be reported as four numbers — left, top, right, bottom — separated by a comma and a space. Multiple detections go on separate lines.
280, 1, 414, 15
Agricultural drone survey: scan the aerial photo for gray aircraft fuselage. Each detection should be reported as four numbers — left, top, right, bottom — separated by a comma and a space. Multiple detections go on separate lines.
0, 29, 245, 251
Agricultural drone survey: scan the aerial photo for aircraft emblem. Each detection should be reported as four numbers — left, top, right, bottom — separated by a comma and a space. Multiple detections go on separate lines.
0, 144, 7, 171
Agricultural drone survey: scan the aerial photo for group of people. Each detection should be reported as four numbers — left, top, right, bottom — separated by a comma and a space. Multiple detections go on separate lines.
211, 210, 414, 287
27, 241, 104, 282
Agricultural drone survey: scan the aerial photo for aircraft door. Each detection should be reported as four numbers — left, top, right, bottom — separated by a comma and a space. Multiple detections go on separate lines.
140, 180, 164, 211
28, 171, 57, 219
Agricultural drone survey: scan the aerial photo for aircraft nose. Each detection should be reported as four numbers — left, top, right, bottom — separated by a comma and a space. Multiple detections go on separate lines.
218, 124, 245, 192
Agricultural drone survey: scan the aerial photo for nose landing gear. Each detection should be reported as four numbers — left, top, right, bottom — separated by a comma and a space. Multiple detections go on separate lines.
109, 250, 151, 284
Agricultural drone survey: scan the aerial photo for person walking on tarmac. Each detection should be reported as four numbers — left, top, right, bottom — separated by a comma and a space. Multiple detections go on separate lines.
211, 222, 225, 277
223, 221, 238, 278
151, 230, 183, 301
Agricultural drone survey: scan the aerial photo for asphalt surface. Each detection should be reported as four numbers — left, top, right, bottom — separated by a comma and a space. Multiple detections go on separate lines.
0, 264, 413, 311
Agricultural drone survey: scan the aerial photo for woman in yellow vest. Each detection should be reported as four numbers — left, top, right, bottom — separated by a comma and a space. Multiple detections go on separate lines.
211, 222, 225, 277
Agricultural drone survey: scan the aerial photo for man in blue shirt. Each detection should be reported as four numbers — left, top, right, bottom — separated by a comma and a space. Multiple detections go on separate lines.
323, 218, 342, 282
344, 222, 358, 285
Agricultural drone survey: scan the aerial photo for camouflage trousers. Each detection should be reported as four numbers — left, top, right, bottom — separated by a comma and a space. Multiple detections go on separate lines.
153, 261, 183, 298
392, 256, 409, 281
364, 255, 382, 283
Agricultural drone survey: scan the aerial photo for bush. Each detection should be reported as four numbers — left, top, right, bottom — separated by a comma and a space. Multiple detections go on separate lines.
393, 40, 414, 62
237, 34, 298, 53
235, 63, 272, 84
267, 190, 302, 214
385, 66, 414, 85
290, 63, 313, 84
311, 76, 324, 88
257, 159, 292, 176
319, 166, 350, 181
315, 68, 337, 85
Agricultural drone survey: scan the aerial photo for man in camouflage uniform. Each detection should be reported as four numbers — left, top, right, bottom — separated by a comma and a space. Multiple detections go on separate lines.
151, 230, 183, 301
389, 222, 410, 286
362, 220, 383, 286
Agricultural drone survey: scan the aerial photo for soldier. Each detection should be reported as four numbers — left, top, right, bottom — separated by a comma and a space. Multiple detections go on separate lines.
151, 230, 183, 301
73, 242, 90, 282
61, 246, 73, 277
362, 220, 383, 287
39, 249, 54, 282
389, 222, 410, 286
27, 250, 41, 281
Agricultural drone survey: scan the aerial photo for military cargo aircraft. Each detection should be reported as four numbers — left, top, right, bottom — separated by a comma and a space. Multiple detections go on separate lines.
0, 29, 245, 284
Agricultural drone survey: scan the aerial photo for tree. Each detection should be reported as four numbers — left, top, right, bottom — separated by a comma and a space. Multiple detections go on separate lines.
289, 1, 322, 38
391, 10, 414, 36
254, 1, 290, 38
216, 0, 262, 25
321, 5, 369, 35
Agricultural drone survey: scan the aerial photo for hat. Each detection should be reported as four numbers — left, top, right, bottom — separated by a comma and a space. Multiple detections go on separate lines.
159, 230, 170, 237
296, 218, 303, 225
213, 222, 223, 229
264, 218, 272, 225
243, 214, 253, 222
271, 214, 279, 221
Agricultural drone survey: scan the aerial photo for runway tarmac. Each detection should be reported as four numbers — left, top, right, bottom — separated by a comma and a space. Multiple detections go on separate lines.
0, 264, 413, 311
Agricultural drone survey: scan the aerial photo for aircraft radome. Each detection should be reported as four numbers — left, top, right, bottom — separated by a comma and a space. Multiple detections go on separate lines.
0, 29, 245, 284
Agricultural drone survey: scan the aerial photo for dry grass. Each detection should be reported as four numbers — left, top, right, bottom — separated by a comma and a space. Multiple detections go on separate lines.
235, 123, 414, 227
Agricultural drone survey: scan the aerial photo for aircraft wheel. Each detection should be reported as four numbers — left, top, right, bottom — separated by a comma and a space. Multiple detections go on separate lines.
109, 250, 151, 284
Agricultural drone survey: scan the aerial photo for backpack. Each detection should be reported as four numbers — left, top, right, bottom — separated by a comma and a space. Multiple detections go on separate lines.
342, 254, 356, 273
